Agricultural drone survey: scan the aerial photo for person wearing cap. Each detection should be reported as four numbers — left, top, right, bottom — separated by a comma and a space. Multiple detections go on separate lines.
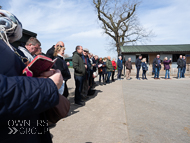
46, 41, 65, 60
81, 48, 91, 99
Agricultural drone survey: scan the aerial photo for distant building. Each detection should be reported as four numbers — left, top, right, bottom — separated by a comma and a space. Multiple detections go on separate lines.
121, 44, 190, 76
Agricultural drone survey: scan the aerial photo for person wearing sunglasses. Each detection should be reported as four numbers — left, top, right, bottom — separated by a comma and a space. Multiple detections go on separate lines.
46, 41, 65, 60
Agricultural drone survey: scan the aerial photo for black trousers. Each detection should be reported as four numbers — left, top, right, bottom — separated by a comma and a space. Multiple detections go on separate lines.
112, 70, 115, 81
63, 81, 69, 98
136, 67, 140, 79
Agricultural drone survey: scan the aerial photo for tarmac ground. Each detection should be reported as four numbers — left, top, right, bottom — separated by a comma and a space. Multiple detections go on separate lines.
50, 72, 190, 143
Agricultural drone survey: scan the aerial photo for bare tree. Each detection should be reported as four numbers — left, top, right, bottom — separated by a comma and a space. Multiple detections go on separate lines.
93, 0, 153, 55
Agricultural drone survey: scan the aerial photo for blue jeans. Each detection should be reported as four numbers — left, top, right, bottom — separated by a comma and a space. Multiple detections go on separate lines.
136, 67, 140, 79
154, 67, 160, 78
165, 70, 170, 79
178, 68, 183, 78
99, 74, 104, 82
117, 69, 122, 79
142, 70, 147, 79
106, 71, 111, 83
182, 67, 186, 78
74, 75, 84, 103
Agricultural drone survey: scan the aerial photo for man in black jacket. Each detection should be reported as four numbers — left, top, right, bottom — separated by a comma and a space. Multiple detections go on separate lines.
177, 55, 184, 79
72, 46, 86, 106
182, 56, 186, 78
46, 41, 64, 59
135, 55, 142, 80
153, 55, 161, 79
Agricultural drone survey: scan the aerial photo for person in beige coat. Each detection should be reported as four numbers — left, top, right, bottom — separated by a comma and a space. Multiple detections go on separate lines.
125, 58, 132, 80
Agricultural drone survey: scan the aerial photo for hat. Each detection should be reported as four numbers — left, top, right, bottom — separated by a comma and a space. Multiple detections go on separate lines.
83, 48, 89, 52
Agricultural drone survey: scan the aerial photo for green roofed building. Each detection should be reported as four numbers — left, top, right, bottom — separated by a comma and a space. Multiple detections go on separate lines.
121, 44, 190, 76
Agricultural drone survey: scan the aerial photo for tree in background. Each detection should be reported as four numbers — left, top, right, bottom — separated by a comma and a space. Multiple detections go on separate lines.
93, 0, 153, 55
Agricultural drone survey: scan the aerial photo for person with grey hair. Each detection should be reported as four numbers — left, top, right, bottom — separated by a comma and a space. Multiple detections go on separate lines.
18, 37, 41, 62
153, 55, 161, 79
46, 41, 65, 60
125, 57, 132, 80
72, 45, 86, 106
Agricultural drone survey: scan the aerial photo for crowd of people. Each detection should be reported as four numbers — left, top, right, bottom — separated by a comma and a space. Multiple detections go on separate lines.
131, 54, 187, 80
0, 9, 189, 143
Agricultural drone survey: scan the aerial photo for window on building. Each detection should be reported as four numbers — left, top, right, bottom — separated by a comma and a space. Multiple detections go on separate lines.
172, 54, 185, 62
136, 54, 149, 63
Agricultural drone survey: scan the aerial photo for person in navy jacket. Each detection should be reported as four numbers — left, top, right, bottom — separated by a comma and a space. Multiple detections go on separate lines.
117, 56, 123, 80
135, 55, 142, 80
0, 10, 62, 143
141, 58, 148, 80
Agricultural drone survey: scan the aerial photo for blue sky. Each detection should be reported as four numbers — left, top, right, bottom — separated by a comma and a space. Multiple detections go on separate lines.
1, 0, 190, 58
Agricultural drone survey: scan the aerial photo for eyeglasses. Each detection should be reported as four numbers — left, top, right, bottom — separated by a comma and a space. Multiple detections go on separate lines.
58, 45, 63, 48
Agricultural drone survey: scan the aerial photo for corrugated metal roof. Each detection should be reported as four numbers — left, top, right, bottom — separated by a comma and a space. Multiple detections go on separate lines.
121, 44, 190, 53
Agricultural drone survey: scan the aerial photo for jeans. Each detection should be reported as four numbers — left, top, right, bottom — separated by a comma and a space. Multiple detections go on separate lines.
99, 74, 104, 82
177, 68, 183, 78
142, 70, 147, 79
136, 67, 140, 79
117, 69, 122, 79
154, 67, 160, 78
106, 71, 111, 83
165, 69, 170, 79
74, 75, 84, 103
182, 67, 186, 78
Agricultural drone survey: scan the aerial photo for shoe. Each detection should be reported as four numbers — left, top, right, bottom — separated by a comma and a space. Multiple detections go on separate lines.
48, 122, 56, 128
75, 101, 85, 106
127, 79, 131, 80
145, 78, 148, 80
168, 78, 171, 79
81, 95, 89, 100
87, 90, 96, 96
137, 78, 140, 80
157, 78, 160, 79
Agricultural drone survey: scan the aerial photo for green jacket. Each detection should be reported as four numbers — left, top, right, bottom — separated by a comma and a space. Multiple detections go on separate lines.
72, 51, 86, 76
106, 59, 113, 72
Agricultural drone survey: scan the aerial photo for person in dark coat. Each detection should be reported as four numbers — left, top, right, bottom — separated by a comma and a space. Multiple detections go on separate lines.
72, 46, 86, 106
125, 57, 132, 80
53, 46, 71, 98
135, 55, 142, 80
177, 55, 184, 79
81, 48, 91, 99
153, 55, 162, 79
117, 56, 123, 80
182, 56, 186, 78
98, 58, 106, 85
0, 39, 62, 143
163, 57, 172, 79
141, 58, 148, 80
46, 41, 64, 60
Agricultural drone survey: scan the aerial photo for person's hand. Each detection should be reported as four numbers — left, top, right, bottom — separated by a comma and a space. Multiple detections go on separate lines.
67, 62, 70, 66
85, 65, 87, 69
160, 63, 161, 65
170, 58, 172, 60
156, 64, 157, 66
40, 69, 56, 78
49, 70, 63, 89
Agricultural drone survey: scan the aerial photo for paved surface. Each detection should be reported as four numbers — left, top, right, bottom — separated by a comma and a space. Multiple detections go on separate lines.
50, 71, 190, 143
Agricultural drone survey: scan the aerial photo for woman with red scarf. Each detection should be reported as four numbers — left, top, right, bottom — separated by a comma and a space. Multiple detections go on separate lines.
111, 58, 117, 81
